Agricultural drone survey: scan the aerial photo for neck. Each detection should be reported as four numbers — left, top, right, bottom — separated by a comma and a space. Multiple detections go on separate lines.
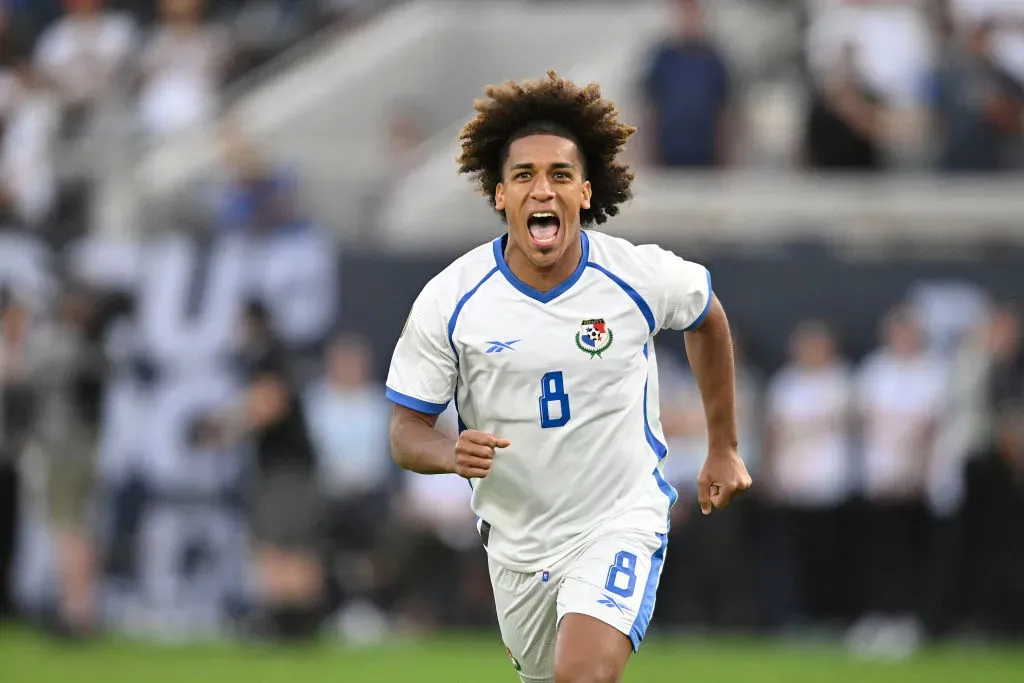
504, 231, 583, 293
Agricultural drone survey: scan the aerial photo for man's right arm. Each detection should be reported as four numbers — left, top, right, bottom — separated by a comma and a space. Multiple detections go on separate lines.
389, 404, 456, 475
390, 404, 511, 478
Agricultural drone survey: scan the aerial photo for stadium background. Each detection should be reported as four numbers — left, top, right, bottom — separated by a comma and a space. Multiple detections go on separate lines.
1, 0, 1023, 681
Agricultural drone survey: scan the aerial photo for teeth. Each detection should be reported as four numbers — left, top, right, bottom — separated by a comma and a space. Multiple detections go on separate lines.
530, 212, 557, 219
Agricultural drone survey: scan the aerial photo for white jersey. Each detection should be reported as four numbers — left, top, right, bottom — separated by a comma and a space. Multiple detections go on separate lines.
386, 230, 712, 571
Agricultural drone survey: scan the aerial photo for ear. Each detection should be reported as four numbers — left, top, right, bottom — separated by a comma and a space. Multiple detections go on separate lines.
580, 180, 592, 211
495, 182, 505, 211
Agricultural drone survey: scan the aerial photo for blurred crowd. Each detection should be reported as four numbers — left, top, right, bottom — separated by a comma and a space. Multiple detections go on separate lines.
656, 297, 1024, 654
0, 0, 1021, 657
0, 0, 390, 241
642, 0, 1024, 173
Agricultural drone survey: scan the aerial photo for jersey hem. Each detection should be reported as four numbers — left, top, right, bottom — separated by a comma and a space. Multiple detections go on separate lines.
482, 516, 669, 574
384, 386, 448, 414
683, 269, 713, 331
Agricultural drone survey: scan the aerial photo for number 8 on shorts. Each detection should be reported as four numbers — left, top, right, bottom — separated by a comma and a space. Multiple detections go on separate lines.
604, 551, 638, 598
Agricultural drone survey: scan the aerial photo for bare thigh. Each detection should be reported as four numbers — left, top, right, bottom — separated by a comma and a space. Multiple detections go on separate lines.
554, 613, 633, 683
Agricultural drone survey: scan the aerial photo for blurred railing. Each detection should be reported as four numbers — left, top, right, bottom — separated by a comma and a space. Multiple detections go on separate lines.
109, 0, 800, 239
376, 171, 1024, 252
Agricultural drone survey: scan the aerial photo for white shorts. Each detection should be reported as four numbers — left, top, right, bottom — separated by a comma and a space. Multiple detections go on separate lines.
489, 528, 668, 682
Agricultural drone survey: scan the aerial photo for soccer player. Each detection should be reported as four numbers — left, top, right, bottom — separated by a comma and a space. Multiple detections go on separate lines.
385, 71, 751, 683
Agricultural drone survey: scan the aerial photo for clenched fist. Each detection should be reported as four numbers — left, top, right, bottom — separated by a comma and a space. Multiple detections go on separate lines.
697, 447, 752, 515
454, 430, 511, 479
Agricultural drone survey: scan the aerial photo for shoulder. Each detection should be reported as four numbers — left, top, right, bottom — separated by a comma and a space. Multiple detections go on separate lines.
585, 231, 652, 269
586, 231, 703, 282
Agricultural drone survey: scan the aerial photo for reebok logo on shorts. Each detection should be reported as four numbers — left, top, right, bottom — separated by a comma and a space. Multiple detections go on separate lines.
597, 593, 629, 614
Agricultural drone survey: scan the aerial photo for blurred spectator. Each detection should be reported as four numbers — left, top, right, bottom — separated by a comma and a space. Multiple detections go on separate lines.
0, 56, 59, 229
805, 0, 936, 169
217, 121, 338, 357
950, 0, 1024, 83
849, 305, 948, 654
33, 0, 136, 134
960, 401, 1024, 637
0, 287, 33, 621
983, 305, 1024, 407
641, 0, 734, 168
921, 305, 1021, 636
925, 303, 1018, 519
907, 280, 991, 358
803, 41, 884, 171
306, 334, 391, 507
136, 0, 232, 139
655, 340, 760, 630
20, 280, 109, 637
198, 300, 325, 640
933, 19, 1024, 172
807, 0, 936, 108
304, 334, 394, 621
390, 405, 491, 632
359, 103, 427, 239
762, 321, 854, 630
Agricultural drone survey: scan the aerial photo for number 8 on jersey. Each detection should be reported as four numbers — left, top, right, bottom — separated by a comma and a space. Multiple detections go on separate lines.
539, 371, 570, 428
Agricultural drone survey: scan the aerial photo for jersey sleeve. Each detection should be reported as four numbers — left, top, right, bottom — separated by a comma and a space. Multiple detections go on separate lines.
640, 245, 713, 332
385, 286, 457, 415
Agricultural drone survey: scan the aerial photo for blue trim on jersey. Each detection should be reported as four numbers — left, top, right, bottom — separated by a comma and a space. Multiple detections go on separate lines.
586, 262, 656, 334
642, 344, 679, 505
448, 267, 500, 355
453, 393, 468, 434
491, 231, 590, 303
629, 532, 668, 651
683, 269, 714, 332
385, 387, 448, 414
452, 394, 473, 491
652, 465, 678, 509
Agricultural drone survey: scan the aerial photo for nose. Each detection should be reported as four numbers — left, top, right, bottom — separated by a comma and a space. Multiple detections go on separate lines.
529, 175, 555, 202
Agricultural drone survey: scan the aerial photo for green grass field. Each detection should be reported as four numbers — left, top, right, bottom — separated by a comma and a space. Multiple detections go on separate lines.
3, 626, 1024, 683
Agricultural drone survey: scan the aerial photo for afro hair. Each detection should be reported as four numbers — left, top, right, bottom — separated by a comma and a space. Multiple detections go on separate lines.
457, 70, 636, 227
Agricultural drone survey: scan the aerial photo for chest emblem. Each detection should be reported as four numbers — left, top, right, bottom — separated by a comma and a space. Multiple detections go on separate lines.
576, 318, 614, 358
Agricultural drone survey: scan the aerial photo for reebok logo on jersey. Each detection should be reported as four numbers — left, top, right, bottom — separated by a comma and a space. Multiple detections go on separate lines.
576, 318, 613, 358
485, 340, 520, 353
597, 593, 629, 613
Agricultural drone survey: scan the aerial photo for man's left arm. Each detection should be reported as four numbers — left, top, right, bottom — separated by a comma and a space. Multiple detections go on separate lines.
684, 294, 752, 515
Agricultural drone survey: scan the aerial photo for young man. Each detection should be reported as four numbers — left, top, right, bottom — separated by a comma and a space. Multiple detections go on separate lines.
386, 71, 750, 683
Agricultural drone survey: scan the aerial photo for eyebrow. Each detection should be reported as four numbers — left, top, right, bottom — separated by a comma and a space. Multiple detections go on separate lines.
509, 162, 575, 171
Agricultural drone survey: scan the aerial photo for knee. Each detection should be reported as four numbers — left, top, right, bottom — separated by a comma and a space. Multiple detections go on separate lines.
553, 657, 619, 683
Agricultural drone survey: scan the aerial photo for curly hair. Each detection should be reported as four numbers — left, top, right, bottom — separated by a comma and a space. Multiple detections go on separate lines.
457, 70, 636, 227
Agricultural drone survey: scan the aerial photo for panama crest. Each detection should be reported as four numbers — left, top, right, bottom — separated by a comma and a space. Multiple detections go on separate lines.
575, 318, 613, 358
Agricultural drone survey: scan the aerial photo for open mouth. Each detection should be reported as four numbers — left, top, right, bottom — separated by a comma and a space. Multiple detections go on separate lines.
527, 211, 560, 248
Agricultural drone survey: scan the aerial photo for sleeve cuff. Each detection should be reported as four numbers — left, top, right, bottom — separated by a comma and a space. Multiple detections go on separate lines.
683, 269, 714, 332
385, 386, 449, 415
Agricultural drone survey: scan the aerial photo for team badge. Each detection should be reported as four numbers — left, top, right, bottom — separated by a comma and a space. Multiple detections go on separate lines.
506, 646, 522, 672
575, 318, 613, 358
